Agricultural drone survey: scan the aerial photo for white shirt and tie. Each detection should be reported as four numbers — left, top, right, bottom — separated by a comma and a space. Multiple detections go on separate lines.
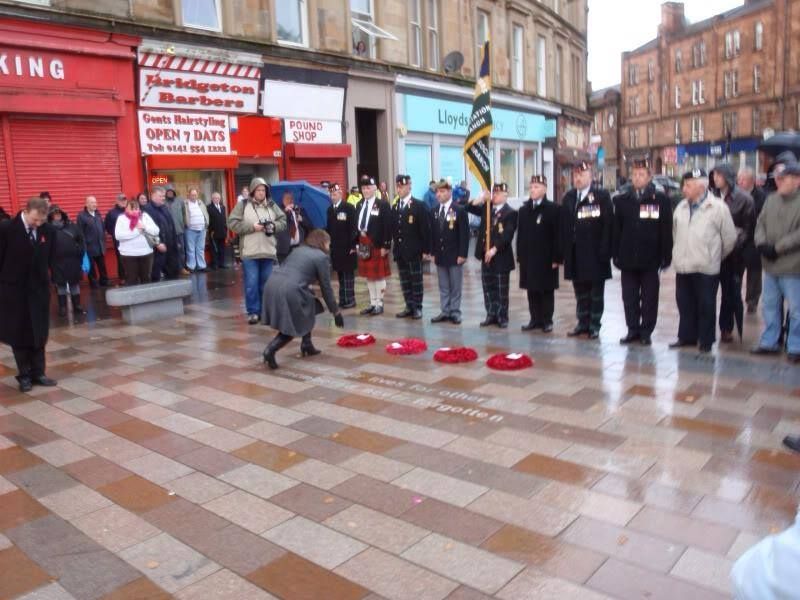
438, 200, 452, 222
21, 212, 37, 242
359, 196, 376, 232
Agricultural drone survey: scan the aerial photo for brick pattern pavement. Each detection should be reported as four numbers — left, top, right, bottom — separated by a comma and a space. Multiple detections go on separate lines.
0, 265, 798, 599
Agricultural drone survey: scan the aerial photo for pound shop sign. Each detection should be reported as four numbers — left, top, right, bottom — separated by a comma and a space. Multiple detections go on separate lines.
284, 119, 342, 144
138, 68, 258, 114
138, 110, 231, 155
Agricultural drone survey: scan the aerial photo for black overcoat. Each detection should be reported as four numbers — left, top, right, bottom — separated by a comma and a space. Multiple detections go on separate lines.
431, 202, 469, 268
326, 201, 358, 273
0, 215, 54, 348
612, 182, 673, 272
468, 202, 517, 273
51, 222, 85, 285
207, 202, 228, 240
355, 197, 393, 249
77, 209, 106, 257
392, 197, 431, 262
517, 197, 561, 291
561, 186, 613, 282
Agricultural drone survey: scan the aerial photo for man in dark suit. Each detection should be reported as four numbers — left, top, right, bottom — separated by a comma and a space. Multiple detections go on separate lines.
430, 179, 469, 324
105, 193, 127, 282
77, 195, 109, 288
468, 183, 518, 328
143, 187, 180, 281
207, 191, 228, 269
0, 197, 58, 392
326, 183, 358, 308
517, 175, 561, 333
561, 160, 614, 339
392, 174, 431, 319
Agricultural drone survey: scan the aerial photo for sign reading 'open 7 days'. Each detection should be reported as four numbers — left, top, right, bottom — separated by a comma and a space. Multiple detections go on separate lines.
138, 110, 231, 155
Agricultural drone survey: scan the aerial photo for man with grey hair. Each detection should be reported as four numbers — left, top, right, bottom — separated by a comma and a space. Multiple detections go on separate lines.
738, 167, 767, 312
77, 195, 109, 288
670, 168, 737, 353
143, 187, 179, 281
105, 193, 128, 282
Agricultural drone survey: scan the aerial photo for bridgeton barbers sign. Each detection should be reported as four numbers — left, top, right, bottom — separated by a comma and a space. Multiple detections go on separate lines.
138, 68, 258, 114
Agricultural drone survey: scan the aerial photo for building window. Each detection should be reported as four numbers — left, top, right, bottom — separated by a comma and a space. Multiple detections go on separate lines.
647, 91, 654, 113
409, 0, 422, 67
628, 97, 635, 117
511, 24, 524, 91
692, 81, 698, 105
674, 85, 681, 109
593, 112, 600, 134
426, 0, 439, 70
537, 36, 547, 95
699, 80, 705, 104
692, 43, 700, 68
181, 0, 221, 31
755, 21, 763, 51
571, 55, 582, 106
352, 0, 397, 58
647, 125, 654, 146
700, 40, 707, 65
724, 71, 731, 99
476, 9, 490, 74
629, 128, 635, 149
628, 63, 638, 86
675, 49, 682, 73
674, 119, 681, 143
732, 70, 739, 97
753, 64, 761, 93
648, 60, 654, 81
723, 112, 738, 136
691, 116, 704, 142
276, 0, 309, 46
752, 107, 761, 135
555, 45, 563, 102
634, 96, 640, 116
725, 30, 741, 59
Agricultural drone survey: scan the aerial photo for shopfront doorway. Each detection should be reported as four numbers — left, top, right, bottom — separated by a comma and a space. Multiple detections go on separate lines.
355, 108, 380, 181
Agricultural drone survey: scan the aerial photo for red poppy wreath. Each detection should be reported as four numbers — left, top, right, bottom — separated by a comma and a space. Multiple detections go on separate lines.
486, 352, 534, 370
433, 347, 479, 364
386, 338, 428, 355
337, 333, 376, 347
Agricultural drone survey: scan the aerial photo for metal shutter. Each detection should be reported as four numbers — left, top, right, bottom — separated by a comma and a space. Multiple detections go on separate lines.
9, 117, 122, 221
0, 125, 10, 213
285, 158, 347, 190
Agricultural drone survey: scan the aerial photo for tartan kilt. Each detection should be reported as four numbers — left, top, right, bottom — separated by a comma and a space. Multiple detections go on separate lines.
357, 234, 391, 280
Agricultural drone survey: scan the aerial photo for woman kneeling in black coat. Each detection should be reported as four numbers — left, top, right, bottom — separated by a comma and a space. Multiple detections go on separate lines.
48, 206, 86, 316
262, 229, 344, 369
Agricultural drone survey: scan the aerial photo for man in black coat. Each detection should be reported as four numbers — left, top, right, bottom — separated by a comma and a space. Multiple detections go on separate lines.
737, 167, 767, 313
105, 193, 127, 282
326, 183, 358, 308
430, 179, 469, 324
143, 187, 179, 281
356, 175, 393, 315
468, 182, 518, 328
517, 175, 561, 333
392, 174, 431, 319
207, 191, 228, 269
561, 160, 614, 339
613, 158, 673, 346
0, 197, 58, 392
77, 195, 109, 288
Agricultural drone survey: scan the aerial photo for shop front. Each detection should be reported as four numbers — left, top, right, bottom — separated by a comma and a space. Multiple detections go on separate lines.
668, 138, 762, 175
137, 40, 281, 206
0, 18, 141, 220
395, 77, 559, 205
261, 68, 351, 188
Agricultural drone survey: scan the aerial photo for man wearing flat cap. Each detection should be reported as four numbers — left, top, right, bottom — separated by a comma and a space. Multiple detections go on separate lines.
517, 175, 561, 333
468, 182, 518, 328
560, 160, 614, 339
392, 174, 431, 319
671, 168, 737, 353
355, 175, 393, 315
326, 183, 358, 309
613, 157, 673, 346
431, 179, 470, 325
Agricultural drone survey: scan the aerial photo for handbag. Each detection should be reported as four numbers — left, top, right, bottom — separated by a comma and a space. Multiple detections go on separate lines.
142, 230, 160, 249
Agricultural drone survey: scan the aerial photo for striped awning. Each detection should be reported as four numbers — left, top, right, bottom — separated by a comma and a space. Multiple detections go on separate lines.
137, 52, 260, 79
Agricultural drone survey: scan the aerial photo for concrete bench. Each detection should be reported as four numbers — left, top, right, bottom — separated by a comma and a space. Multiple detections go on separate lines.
106, 280, 192, 324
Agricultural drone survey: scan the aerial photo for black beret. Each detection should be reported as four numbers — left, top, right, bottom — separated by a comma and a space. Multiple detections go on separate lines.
530, 175, 547, 185
492, 182, 508, 192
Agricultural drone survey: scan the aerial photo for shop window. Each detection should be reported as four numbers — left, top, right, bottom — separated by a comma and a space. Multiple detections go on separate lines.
537, 36, 547, 96
276, 0, 309, 47
181, 0, 221, 32
351, 0, 397, 59
427, 0, 439, 70
512, 25, 524, 91
406, 143, 433, 199
160, 170, 227, 204
409, 0, 422, 67
523, 148, 537, 182
439, 145, 465, 189
500, 147, 518, 197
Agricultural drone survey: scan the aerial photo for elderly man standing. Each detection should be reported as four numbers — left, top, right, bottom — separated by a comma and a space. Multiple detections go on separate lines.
751, 158, 800, 363
392, 174, 431, 320
355, 175, 393, 316
77, 195, 109, 289
431, 180, 469, 325
738, 167, 767, 313
183, 188, 209, 273
143, 187, 179, 282
670, 169, 737, 353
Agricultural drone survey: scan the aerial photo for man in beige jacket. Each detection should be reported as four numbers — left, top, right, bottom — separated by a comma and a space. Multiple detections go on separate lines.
670, 168, 737, 353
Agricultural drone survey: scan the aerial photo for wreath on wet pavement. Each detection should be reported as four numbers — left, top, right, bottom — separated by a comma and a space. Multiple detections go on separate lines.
337, 333, 376, 347
433, 347, 479, 363
386, 338, 428, 355
486, 352, 534, 370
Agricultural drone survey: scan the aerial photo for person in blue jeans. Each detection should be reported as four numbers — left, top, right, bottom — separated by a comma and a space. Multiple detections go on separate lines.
751, 158, 800, 364
183, 188, 209, 272
227, 178, 287, 324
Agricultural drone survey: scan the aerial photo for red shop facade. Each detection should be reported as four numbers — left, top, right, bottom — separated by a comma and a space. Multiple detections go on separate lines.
136, 39, 282, 209
0, 18, 141, 221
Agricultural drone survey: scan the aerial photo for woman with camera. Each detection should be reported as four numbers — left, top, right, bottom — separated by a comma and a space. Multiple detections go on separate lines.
261, 229, 344, 369
228, 177, 287, 324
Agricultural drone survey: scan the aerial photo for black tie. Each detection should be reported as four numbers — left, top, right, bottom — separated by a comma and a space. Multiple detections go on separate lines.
439, 206, 446, 222
28, 228, 36, 244
359, 202, 369, 231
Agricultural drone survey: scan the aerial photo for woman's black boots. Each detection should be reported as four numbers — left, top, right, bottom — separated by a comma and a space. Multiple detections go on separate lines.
263, 333, 293, 369
300, 333, 321, 358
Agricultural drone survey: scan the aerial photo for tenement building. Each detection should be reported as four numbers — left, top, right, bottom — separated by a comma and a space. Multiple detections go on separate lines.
588, 84, 621, 189
620, 0, 796, 178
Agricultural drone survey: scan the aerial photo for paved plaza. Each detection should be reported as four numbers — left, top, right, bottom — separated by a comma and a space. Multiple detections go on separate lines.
1, 261, 799, 600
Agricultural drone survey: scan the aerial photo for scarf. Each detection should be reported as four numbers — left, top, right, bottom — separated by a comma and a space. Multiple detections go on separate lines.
126, 209, 141, 230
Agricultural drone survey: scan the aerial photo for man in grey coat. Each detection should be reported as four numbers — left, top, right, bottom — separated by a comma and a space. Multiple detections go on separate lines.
165, 186, 188, 275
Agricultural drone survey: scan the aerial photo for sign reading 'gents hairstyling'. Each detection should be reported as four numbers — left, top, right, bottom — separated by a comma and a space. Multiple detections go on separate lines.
137, 109, 230, 155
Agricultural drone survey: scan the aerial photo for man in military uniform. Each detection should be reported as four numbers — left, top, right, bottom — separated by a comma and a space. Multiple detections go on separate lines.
326, 183, 358, 309
561, 160, 614, 339
430, 179, 470, 325
517, 175, 561, 333
468, 183, 517, 328
613, 157, 673, 345
355, 175, 393, 315
392, 174, 431, 319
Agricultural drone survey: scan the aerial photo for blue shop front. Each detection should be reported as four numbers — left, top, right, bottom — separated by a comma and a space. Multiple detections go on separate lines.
395, 77, 559, 205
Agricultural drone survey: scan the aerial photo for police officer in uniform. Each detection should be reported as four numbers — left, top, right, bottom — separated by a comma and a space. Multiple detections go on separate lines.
355, 175, 393, 315
326, 183, 358, 309
392, 174, 431, 319
430, 179, 470, 324
613, 157, 673, 345
561, 160, 614, 339
517, 175, 561, 333
468, 183, 517, 328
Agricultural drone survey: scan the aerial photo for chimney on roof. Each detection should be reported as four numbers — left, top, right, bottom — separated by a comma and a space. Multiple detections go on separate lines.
659, 2, 686, 36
